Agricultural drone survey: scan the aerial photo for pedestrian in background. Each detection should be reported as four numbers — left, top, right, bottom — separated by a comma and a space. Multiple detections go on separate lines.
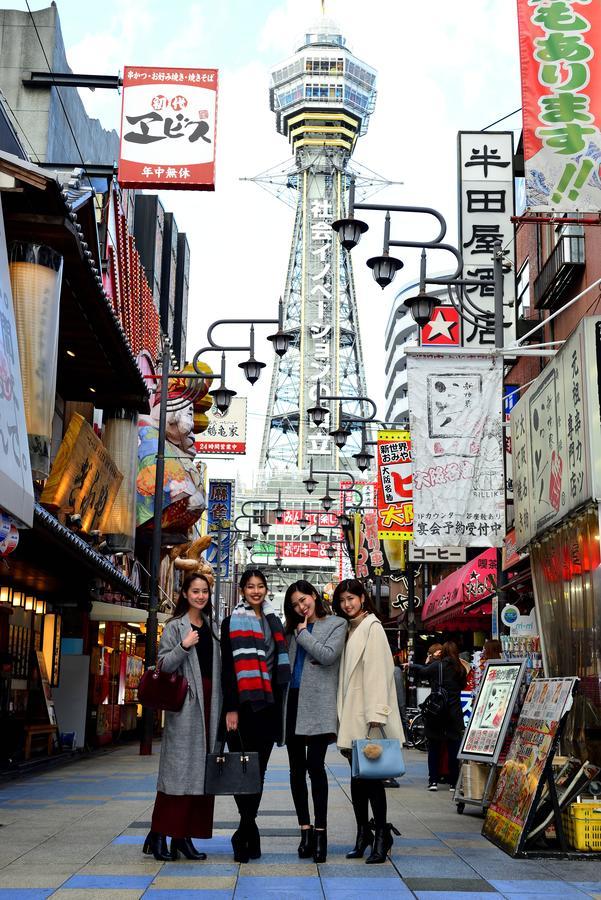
333, 579, 403, 864
410, 640, 466, 792
221, 569, 291, 863
144, 573, 221, 861
284, 580, 346, 863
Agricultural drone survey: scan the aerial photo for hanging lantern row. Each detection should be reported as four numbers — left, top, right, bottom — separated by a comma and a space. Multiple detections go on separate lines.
0, 586, 47, 615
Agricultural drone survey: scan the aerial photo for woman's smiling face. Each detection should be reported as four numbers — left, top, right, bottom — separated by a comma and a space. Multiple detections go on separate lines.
242, 575, 267, 610
290, 589, 317, 623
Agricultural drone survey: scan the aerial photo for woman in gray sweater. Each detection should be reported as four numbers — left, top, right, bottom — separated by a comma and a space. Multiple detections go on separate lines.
284, 580, 346, 864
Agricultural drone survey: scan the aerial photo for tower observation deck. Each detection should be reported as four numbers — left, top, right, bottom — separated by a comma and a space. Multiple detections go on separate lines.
258, 17, 377, 480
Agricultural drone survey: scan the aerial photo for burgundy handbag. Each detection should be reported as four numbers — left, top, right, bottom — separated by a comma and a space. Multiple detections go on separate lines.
138, 659, 188, 712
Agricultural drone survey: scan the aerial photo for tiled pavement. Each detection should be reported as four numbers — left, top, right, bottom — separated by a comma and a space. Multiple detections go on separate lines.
1, 745, 601, 898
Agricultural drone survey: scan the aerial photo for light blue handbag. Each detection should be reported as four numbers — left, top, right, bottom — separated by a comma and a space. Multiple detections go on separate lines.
351, 724, 406, 780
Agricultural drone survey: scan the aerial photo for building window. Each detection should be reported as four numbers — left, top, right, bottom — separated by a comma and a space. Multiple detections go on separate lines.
516, 259, 530, 318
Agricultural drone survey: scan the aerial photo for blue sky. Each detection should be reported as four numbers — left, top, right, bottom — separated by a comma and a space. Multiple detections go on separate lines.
13, 0, 522, 483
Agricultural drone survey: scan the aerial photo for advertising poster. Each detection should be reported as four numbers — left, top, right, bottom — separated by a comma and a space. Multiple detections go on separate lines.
407, 351, 505, 548
460, 660, 525, 762
376, 430, 413, 541
119, 65, 218, 190
483, 677, 577, 855
195, 397, 247, 455
517, 0, 601, 212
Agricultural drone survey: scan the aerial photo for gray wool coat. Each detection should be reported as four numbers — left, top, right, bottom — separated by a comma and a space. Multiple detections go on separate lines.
286, 615, 346, 738
156, 613, 222, 795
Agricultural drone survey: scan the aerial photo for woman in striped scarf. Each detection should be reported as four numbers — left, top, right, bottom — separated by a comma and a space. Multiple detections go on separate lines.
221, 569, 291, 863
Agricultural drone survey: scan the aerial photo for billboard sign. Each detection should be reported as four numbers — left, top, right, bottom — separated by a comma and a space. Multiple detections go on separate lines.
421, 306, 461, 346
376, 430, 413, 541
205, 479, 234, 578
407, 350, 505, 548
195, 397, 247, 455
458, 131, 516, 347
119, 66, 218, 190
517, 0, 601, 212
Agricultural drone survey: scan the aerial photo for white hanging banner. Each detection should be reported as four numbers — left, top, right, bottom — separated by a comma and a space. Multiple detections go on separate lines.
407, 351, 505, 548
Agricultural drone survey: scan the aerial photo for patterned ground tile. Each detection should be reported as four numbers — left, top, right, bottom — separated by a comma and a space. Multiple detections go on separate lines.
321, 876, 413, 897
158, 863, 239, 877
151, 876, 237, 890
405, 879, 497, 892
0, 892, 54, 899
233, 875, 323, 898
489, 880, 588, 896
143, 892, 233, 900
50, 892, 144, 900
413, 894, 505, 899
60, 874, 154, 890
569, 885, 601, 896
242, 864, 316, 876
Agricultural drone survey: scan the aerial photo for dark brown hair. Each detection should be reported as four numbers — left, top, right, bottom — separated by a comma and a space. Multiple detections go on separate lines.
332, 579, 377, 620
283, 580, 329, 634
171, 573, 218, 640
239, 568, 268, 591
483, 639, 502, 660
442, 640, 467, 682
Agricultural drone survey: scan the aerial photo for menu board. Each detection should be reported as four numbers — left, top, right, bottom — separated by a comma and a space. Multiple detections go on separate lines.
482, 677, 577, 856
459, 660, 526, 763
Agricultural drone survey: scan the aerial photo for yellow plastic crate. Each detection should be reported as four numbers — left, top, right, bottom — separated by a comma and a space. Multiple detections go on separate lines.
562, 801, 601, 852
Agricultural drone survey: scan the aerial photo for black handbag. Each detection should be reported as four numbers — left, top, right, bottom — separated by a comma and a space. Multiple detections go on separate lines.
420, 662, 448, 719
204, 730, 261, 796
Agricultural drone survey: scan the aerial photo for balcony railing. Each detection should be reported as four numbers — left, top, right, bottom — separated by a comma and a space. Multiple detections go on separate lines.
534, 232, 585, 309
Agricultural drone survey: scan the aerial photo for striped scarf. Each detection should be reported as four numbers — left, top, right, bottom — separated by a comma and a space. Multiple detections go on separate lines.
230, 599, 290, 709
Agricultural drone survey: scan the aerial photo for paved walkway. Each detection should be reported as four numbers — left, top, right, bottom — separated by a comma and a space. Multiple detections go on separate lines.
0, 744, 600, 898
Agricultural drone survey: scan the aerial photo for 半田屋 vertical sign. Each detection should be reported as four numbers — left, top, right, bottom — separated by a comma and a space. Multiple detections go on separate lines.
458, 131, 516, 347
517, 0, 601, 212
376, 430, 413, 541
118, 66, 218, 190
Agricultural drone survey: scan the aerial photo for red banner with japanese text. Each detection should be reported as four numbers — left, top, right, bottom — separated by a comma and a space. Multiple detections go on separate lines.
118, 65, 218, 190
517, 0, 601, 211
376, 430, 413, 541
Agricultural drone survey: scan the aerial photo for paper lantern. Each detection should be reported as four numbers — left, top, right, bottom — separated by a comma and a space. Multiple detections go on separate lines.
0, 586, 12, 604
103, 408, 139, 553
9, 243, 63, 480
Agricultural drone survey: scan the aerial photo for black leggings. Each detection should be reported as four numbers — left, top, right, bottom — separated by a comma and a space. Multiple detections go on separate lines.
286, 735, 330, 828
227, 706, 277, 823
427, 737, 461, 786
346, 755, 387, 828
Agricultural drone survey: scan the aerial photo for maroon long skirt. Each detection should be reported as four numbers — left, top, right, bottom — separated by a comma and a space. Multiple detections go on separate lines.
151, 676, 215, 839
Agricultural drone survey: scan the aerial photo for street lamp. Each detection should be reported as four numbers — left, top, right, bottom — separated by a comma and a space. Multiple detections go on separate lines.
321, 476, 334, 513
298, 502, 310, 531
267, 298, 293, 357
329, 402, 351, 449
303, 462, 319, 494
238, 324, 266, 385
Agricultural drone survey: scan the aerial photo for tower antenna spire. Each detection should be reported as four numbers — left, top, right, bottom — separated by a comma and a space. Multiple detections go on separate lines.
321, 0, 325, 15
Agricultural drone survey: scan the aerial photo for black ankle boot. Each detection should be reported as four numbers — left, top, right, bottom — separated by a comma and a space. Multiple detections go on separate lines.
298, 826, 314, 858
345, 823, 374, 859
365, 823, 400, 864
142, 831, 172, 861
313, 829, 327, 863
245, 820, 261, 859
171, 837, 207, 860
231, 828, 249, 863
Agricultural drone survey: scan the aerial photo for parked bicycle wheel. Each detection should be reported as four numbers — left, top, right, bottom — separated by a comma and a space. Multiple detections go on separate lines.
408, 711, 428, 751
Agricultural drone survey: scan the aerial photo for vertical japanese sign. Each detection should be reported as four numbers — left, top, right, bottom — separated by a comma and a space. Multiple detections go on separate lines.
302, 185, 334, 466
205, 479, 234, 578
339, 481, 386, 578
0, 203, 33, 526
376, 430, 413, 540
511, 316, 601, 549
194, 397, 247, 455
407, 351, 505, 548
458, 131, 516, 347
517, 0, 601, 211
118, 66, 218, 190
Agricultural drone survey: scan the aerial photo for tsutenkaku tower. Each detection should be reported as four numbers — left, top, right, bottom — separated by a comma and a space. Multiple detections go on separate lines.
258, 17, 377, 478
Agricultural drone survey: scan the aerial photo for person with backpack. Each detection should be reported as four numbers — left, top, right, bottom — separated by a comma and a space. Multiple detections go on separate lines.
409, 641, 466, 792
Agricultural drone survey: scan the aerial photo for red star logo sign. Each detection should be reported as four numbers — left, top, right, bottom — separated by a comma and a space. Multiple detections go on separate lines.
421, 306, 460, 345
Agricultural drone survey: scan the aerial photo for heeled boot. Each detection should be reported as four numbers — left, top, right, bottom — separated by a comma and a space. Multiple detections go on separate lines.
231, 828, 249, 864
313, 829, 327, 863
142, 831, 172, 861
171, 837, 207, 860
245, 819, 261, 859
297, 826, 314, 859
345, 822, 374, 859
365, 822, 400, 864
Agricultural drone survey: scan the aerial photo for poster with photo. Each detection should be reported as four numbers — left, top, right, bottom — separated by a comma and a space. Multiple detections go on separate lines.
482, 677, 577, 856
459, 660, 525, 763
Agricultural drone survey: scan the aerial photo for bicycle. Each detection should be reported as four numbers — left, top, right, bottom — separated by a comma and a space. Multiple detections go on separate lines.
406, 707, 428, 751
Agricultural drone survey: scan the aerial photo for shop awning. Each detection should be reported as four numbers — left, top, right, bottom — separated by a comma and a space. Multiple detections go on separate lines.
421, 547, 497, 630
89, 601, 170, 624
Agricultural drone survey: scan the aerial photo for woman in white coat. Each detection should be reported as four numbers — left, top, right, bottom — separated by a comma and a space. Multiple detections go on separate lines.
333, 579, 403, 865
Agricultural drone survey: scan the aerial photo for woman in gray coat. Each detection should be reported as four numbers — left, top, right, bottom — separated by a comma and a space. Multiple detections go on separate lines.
284, 580, 346, 864
143, 573, 221, 861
